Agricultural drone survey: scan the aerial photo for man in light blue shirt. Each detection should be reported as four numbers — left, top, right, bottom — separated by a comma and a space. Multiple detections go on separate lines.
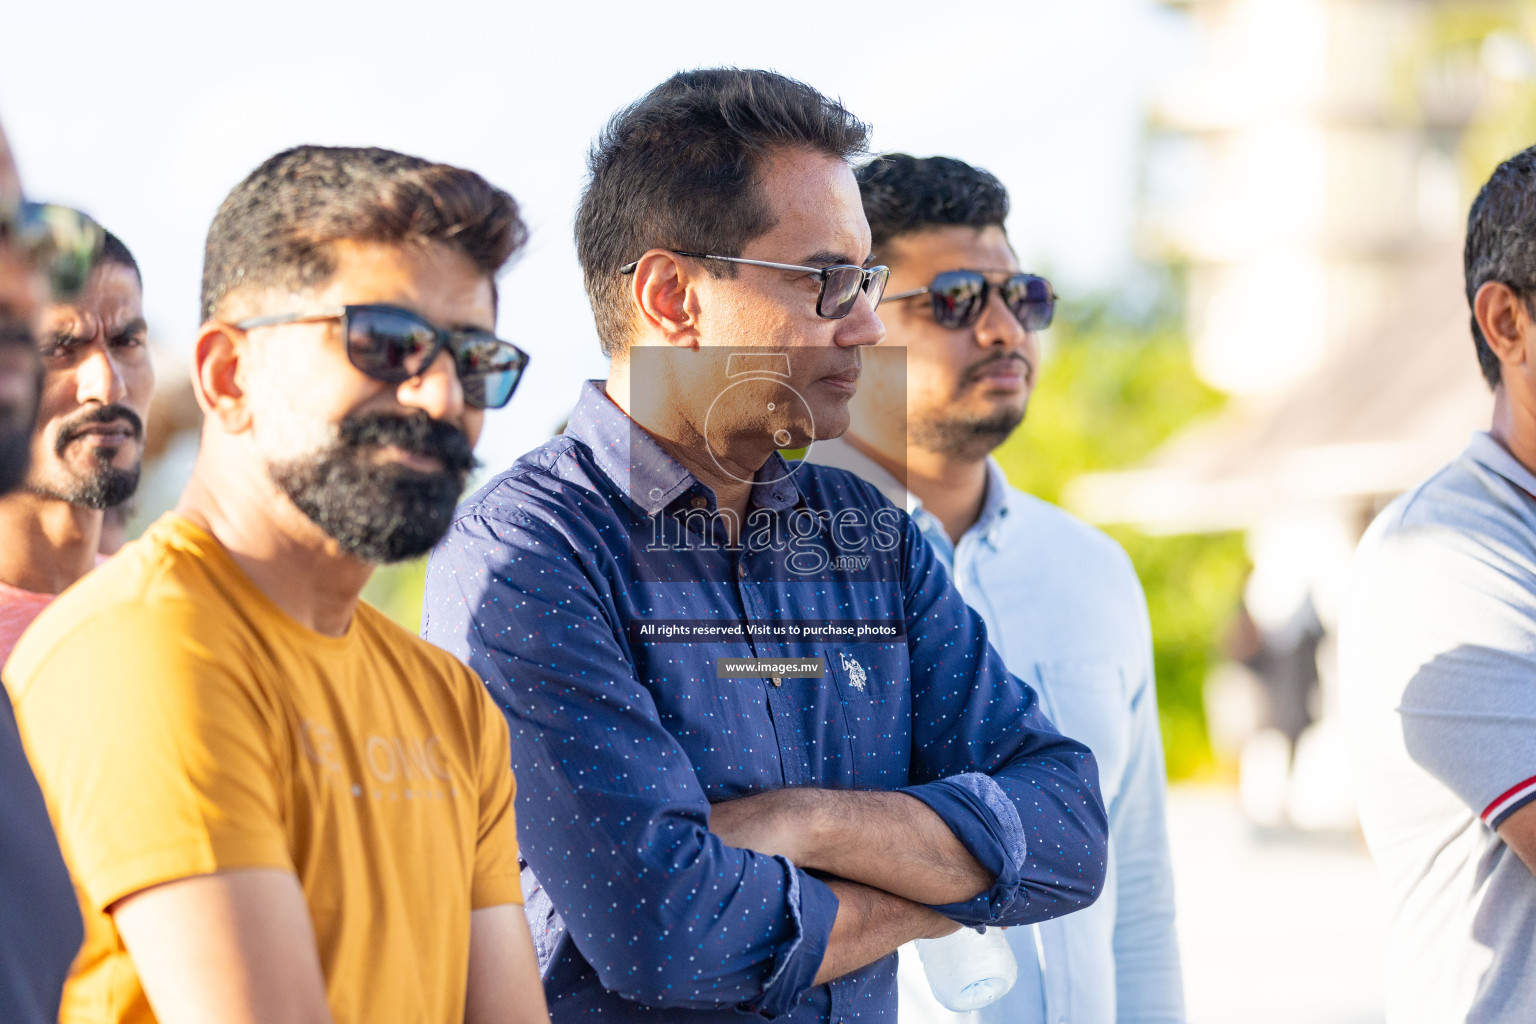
811, 154, 1184, 1024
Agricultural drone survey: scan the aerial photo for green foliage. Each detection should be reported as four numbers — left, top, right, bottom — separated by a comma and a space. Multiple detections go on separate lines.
1110, 529, 1248, 779
993, 295, 1248, 778
994, 302, 1223, 501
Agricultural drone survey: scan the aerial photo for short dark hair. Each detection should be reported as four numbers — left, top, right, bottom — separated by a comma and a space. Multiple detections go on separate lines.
200, 145, 526, 322
95, 229, 140, 285
574, 68, 870, 356
856, 153, 1010, 256
1464, 144, 1536, 390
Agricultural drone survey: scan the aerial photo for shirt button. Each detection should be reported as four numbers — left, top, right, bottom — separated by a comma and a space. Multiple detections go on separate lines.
771, 676, 782, 687
690, 495, 708, 509
737, 563, 747, 579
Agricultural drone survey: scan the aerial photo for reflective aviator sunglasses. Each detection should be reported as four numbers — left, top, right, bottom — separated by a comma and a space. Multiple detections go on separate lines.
882, 270, 1056, 331
235, 304, 530, 410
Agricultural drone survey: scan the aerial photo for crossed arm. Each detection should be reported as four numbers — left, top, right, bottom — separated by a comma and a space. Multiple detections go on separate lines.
814, 878, 959, 984
112, 869, 549, 1024
709, 787, 994, 905
709, 788, 976, 983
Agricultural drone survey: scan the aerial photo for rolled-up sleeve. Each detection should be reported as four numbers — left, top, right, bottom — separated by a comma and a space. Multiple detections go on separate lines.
423, 505, 834, 1016
898, 515, 1109, 926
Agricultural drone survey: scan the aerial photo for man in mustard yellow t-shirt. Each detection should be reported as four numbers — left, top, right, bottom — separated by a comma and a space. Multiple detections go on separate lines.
6, 146, 547, 1024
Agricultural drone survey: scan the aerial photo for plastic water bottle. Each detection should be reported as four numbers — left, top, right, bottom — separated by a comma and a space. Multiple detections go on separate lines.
914, 926, 1018, 1012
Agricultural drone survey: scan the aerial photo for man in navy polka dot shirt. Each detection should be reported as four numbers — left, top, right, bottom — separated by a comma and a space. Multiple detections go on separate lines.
423, 68, 1108, 1023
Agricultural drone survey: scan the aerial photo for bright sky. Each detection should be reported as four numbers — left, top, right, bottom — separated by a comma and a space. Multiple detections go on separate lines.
0, 0, 1184, 479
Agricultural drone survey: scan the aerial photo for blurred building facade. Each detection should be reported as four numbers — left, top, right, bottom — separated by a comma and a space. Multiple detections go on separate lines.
1070, 0, 1498, 828
1141, 0, 1477, 398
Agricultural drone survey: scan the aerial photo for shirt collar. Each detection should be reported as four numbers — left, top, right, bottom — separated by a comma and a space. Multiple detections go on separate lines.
925, 459, 1011, 556
1466, 430, 1536, 502
563, 379, 803, 517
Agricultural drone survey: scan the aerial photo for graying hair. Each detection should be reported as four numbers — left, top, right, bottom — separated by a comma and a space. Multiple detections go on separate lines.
1465, 145, 1536, 390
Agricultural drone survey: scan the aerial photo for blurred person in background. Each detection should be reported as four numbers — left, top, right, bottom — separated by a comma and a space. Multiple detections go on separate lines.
6, 145, 547, 1024
0, 133, 43, 498
809, 153, 1184, 1024
1342, 143, 1536, 1024
0, 227, 151, 668
0, 119, 88, 1024
424, 69, 1107, 1023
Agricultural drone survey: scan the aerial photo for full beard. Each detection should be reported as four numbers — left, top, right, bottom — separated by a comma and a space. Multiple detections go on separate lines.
268, 410, 477, 564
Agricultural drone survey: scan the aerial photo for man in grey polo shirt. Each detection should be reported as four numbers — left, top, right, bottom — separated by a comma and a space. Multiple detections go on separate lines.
1342, 144, 1536, 1023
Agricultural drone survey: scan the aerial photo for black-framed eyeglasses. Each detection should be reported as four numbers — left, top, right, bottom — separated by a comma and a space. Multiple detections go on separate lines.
619, 250, 890, 320
882, 270, 1057, 331
0, 201, 103, 301
234, 304, 530, 410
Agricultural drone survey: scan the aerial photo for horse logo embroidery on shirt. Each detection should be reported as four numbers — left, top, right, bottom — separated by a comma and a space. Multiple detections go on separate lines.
839, 653, 867, 692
